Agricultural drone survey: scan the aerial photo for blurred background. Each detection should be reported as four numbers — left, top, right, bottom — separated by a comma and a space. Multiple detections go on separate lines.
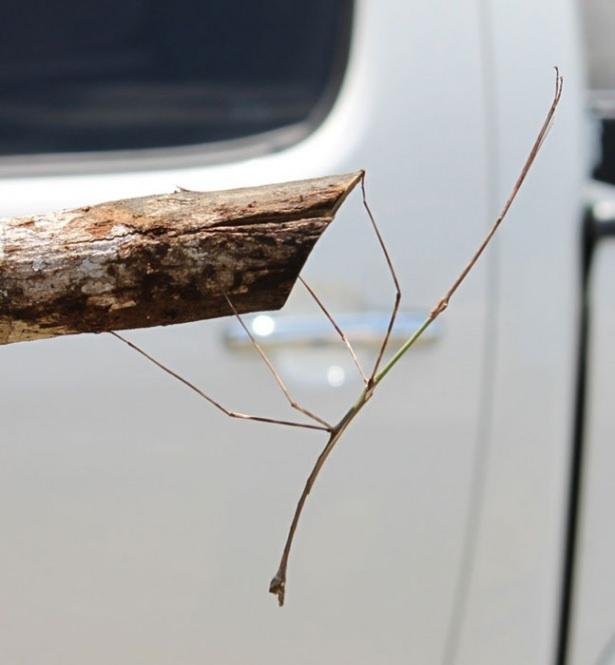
0, 2, 613, 664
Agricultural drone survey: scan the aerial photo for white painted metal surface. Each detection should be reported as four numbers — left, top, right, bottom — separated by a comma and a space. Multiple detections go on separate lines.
568, 239, 615, 665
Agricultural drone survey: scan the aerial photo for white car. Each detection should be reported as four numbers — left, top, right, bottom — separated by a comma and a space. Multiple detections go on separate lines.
0, 2, 610, 664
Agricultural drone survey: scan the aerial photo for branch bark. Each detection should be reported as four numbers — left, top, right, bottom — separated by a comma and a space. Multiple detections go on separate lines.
0, 172, 362, 345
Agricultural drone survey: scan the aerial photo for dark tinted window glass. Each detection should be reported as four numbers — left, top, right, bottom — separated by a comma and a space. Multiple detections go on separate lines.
580, 0, 615, 183
0, 1, 352, 155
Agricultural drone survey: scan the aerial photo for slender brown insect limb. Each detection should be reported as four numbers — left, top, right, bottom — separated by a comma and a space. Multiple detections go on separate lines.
270, 68, 563, 606
428, 68, 563, 320
221, 292, 333, 431
298, 276, 369, 385
359, 172, 402, 382
110, 332, 328, 432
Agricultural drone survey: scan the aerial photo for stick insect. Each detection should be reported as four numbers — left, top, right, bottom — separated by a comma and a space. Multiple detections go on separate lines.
112, 70, 563, 606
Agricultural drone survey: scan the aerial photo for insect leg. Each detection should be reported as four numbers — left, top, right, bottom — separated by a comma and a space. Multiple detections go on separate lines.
359, 172, 402, 383
221, 292, 333, 430
110, 331, 328, 432
297, 276, 369, 385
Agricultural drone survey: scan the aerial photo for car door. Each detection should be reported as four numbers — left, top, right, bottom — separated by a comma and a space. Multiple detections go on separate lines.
561, 3, 615, 662
0, 1, 584, 664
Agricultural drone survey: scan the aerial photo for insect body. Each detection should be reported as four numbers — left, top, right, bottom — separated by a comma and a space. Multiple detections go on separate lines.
113, 70, 563, 606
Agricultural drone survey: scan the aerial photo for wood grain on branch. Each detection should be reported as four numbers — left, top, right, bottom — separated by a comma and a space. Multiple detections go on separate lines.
0, 172, 362, 345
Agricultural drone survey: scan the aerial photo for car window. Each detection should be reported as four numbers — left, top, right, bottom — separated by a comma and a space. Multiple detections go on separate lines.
579, 0, 615, 184
0, 0, 352, 156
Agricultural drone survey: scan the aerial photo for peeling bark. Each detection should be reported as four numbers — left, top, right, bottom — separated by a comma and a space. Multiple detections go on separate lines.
0, 172, 362, 345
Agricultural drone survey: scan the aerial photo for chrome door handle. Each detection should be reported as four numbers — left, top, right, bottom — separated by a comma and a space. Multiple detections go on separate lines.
223, 310, 438, 350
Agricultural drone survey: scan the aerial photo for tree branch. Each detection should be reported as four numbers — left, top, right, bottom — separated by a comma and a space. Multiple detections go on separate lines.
0, 172, 362, 345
